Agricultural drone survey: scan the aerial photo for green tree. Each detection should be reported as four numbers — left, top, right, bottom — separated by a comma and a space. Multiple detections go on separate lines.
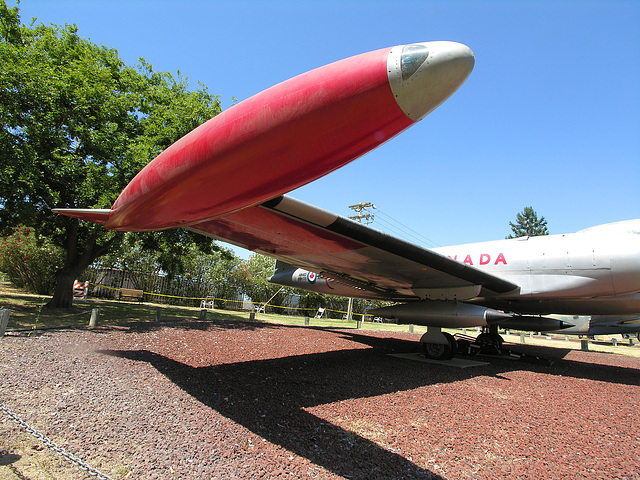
0, 2, 222, 307
507, 206, 549, 238
173, 242, 240, 303
92, 233, 239, 303
0, 226, 65, 294
237, 254, 292, 312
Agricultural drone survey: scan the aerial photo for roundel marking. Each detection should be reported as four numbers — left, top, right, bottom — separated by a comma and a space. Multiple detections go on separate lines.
307, 272, 317, 284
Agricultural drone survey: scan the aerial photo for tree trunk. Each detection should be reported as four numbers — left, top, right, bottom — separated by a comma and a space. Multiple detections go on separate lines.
46, 220, 120, 309
47, 268, 79, 309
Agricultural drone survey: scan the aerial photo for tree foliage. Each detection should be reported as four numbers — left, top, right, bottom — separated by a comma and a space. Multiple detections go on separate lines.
507, 206, 549, 239
92, 233, 239, 303
0, 226, 65, 294
236, 254, 291, 312
0, 2, 222, 307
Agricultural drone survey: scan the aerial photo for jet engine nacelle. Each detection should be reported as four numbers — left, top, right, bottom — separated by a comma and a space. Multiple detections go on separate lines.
368, 301, 512, 328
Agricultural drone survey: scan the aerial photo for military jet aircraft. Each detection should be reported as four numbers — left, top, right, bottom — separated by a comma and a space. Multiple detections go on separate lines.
261, 210, 640, 358
54, 41, 640, 359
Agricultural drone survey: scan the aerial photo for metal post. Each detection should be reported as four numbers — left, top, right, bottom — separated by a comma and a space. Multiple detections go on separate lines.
249, 312, 255, 321
520, 333, 525, 343
304, 316, 310, 326
155, 308, 162, 322
0, 309, 10, 337
89, 309, 99, 327
408, 324, 414, 333
611, 337, 617, 347
199, 309, 207, 321
581, 339, 589, 351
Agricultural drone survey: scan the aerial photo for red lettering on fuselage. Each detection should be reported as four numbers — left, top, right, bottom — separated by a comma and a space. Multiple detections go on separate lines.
494, 252, 507, 265
447, 253, 507, 266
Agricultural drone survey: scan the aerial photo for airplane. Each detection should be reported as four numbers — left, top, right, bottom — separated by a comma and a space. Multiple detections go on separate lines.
266, 215, 640, 357
549, 315, 640, 341
53, 41, 640, 360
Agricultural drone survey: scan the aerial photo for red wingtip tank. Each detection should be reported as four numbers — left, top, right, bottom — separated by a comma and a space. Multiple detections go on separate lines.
57, 42, 474, 231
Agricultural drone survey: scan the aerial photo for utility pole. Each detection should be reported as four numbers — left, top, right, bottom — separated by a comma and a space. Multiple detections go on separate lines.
345, 202, 375, 324
348, 202, 376, 225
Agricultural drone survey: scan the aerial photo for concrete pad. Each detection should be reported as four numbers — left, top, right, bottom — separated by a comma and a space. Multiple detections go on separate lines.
388, 352, 489, 368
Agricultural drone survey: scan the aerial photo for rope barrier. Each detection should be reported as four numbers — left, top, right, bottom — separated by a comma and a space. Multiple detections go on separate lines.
7, 309, 92, 320
1, 282, 369, 321
89, 282, 370, 318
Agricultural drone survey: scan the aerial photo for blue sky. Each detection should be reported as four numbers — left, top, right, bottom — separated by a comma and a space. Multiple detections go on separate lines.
15, 0, 640, 254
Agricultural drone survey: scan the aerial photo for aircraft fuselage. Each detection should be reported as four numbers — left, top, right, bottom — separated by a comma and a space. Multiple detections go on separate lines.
275, 219, 640, 319
434, 219, 640, 316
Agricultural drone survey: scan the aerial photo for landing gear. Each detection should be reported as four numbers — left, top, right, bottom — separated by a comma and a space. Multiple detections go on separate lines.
417, 324, 553, 365
475, 332, 504, 355
420, 328, 457, 360
420, 325, 505, 360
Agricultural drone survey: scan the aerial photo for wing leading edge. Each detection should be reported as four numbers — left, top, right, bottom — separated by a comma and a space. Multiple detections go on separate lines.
189, 195, 520, 301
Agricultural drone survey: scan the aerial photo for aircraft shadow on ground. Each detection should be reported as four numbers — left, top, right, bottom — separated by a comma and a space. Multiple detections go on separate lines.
100, 338, 445, 480
98, 328, 639, 479
331, 328, 640, 386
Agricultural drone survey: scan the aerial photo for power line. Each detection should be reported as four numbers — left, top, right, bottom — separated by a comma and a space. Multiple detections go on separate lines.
372, 207, 441, 248
346, 202, 441, 248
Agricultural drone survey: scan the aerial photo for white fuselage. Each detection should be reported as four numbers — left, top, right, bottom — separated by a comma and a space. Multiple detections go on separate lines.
433, 219, 640, 315
272, 220, 640, 319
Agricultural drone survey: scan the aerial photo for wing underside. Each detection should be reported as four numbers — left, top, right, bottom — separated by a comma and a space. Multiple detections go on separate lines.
189, 195, 519, 301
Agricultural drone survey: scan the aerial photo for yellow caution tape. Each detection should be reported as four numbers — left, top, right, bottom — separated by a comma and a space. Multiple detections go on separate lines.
89, 283, 367, 317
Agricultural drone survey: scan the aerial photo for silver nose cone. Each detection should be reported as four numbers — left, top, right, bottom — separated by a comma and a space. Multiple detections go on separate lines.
388, 41, 475, 121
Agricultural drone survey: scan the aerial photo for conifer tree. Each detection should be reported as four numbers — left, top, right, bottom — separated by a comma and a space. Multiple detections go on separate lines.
507, 207, 549, 238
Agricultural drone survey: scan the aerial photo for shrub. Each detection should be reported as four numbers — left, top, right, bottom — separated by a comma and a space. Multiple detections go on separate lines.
0, 227, 65, 294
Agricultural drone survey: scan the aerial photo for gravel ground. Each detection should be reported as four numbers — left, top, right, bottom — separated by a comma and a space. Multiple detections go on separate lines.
1, 317, 639, 480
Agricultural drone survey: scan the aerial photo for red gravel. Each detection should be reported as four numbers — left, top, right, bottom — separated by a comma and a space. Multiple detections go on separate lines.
1, 318, 639, 479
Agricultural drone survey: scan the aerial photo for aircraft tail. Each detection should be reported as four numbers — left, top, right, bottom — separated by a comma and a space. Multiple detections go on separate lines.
52, 208, 112, 226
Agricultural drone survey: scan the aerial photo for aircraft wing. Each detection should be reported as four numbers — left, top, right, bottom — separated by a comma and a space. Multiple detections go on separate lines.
189, 195, 520, 301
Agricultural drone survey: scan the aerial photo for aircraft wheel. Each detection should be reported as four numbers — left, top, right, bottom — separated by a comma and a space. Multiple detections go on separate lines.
422, 332, 457, 360
476, 332, 503, 354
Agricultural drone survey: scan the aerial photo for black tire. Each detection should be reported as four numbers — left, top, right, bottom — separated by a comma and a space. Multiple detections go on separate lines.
476, 332, 502, 355
423, 341, 450, 360
442, 332, 458, 359
423, 332, 457, 360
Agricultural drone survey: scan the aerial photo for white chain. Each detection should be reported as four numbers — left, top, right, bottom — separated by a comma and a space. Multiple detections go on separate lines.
0, 401, 115, 480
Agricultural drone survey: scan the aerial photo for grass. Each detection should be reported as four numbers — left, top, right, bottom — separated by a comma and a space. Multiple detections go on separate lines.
2, 281, 639, 358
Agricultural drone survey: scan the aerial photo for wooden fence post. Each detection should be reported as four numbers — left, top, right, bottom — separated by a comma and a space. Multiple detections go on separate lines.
0, 309, 10, 337
89, 309, 99, 327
